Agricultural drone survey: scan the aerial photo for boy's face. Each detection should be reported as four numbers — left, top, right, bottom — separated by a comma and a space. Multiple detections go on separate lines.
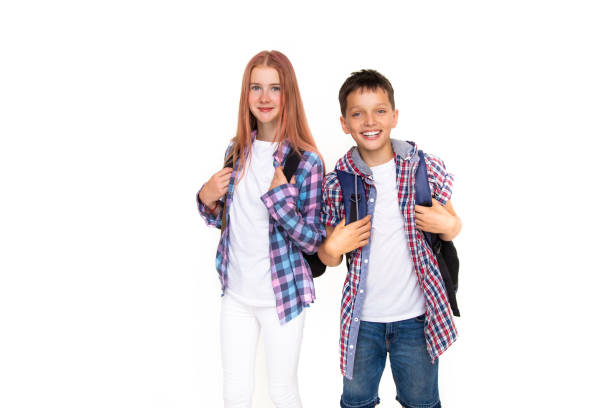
340, 87, 398, 161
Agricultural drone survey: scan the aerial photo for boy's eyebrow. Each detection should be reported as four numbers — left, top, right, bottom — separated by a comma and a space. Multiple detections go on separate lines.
348, 102, 390, 110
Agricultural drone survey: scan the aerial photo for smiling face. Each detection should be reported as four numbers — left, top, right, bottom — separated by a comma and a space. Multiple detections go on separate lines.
340, 87, 398, 166
248, 65, 282, 138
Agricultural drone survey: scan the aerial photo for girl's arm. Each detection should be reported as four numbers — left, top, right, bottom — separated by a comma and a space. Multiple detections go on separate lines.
260, 152, 324, 254
197, 144, 234, 229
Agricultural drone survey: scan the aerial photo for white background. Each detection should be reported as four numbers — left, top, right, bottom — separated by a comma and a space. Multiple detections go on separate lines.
1, 1, 611, 407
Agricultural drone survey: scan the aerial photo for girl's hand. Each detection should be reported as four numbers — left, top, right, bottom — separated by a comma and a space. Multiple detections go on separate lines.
322, 215, 372, 259
268, 166, 296, 191
199, 167, 233, 207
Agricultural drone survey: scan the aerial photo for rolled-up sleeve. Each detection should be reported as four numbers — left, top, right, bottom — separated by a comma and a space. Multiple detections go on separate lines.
424, 153, 454, 205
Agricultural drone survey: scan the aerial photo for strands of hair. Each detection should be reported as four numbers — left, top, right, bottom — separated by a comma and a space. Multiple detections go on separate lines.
230, 50, 324, 179
338, 69, 395, 117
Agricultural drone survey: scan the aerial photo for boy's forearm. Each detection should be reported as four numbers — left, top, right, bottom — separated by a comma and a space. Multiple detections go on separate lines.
440, 215, 462, 241
317, 226, 343, 266
317, 240, 343, 266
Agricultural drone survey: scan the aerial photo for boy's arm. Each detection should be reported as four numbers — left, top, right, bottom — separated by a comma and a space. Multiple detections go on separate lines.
414, 199, 461, 241
318, 217, 372, 266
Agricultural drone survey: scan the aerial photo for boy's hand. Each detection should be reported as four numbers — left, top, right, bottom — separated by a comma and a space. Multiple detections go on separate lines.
415, 199, 459, 238
199, 167, 233, 207
268, 166, 296, 191
322, 215, 372, 259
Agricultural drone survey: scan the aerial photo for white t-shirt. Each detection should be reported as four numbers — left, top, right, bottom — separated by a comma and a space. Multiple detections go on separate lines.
360, 159, 426, 322
226, 140, 277, 307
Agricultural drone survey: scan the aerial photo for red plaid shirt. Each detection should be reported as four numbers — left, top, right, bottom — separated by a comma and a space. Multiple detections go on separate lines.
320, 139, 458, 379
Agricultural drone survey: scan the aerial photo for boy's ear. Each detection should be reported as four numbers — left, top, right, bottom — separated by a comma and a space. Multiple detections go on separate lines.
392, 109, 399, 128
340, 115, 350, 134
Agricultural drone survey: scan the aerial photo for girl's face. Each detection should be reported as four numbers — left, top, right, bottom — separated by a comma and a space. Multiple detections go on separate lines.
248, 66, 282, 128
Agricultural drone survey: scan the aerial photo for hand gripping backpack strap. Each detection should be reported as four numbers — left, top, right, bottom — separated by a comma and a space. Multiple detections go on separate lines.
336, 170, 367, 270
416, 150, 460, 317
223, 147, 327, 278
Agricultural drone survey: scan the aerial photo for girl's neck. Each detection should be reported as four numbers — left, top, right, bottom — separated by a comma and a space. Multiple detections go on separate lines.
255, 120, 279, 142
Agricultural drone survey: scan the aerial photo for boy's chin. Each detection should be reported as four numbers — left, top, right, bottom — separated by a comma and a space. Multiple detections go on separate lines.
353, 135, 390, 151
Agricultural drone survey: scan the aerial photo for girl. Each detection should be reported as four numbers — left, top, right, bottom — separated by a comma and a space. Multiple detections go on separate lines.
197, 51, 324, 408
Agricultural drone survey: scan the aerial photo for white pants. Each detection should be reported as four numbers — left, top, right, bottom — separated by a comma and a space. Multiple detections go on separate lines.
220, 294, 305, 408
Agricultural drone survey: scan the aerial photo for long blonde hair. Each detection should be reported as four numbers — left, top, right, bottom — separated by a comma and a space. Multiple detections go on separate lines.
228, 50, 323, 175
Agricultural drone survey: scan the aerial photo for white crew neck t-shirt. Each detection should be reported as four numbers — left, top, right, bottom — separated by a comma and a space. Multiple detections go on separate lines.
360, 159, 426, 322
226, 140, 277, 307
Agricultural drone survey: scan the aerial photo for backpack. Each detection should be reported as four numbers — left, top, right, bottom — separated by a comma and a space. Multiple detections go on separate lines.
221, 148, 327, 278
336, 150, 460, 316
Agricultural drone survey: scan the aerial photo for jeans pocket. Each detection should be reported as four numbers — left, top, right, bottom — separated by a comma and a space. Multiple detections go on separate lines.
415, 313, 426, 323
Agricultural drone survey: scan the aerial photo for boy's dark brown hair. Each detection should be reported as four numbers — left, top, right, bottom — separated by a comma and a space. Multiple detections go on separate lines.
338, 69, 395, 117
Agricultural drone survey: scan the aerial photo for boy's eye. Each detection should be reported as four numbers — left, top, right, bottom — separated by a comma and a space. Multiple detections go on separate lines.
351, 112, 361, 117
377, 109, 386, 114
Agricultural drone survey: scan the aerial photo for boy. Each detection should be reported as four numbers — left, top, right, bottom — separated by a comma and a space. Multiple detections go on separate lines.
318, 70, 462, 408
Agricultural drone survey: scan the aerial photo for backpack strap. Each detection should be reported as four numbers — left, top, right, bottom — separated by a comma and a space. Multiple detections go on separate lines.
282, 148, 301, 181
336, 170, 366, 224
415, 150, 438, 249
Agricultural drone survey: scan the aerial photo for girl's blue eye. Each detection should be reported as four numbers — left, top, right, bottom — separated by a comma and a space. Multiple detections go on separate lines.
251, 85, 261, 91
272, 86, 281, 92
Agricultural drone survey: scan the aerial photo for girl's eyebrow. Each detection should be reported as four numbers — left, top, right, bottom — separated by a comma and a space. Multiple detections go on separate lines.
249, 82, 281, 86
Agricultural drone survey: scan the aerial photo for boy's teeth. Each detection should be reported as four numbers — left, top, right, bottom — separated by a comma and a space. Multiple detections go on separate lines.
363, 131, 379, 136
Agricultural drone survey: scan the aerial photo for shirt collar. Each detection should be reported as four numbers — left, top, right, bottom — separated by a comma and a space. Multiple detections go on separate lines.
251, 130, 291, 166
347, 139, 418, 177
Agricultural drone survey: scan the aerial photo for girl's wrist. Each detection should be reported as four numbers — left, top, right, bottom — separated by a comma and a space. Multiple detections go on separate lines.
205, 200, 219, 214
199, 185, 216, 208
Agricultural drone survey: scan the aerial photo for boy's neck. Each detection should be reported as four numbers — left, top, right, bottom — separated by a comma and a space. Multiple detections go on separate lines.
357, 141, 394, 168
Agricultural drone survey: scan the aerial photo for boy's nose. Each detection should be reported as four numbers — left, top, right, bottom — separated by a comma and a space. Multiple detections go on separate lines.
364, 113, 376, 125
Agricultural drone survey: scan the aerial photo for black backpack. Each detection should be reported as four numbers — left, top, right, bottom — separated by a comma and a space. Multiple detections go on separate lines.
336, 150, 460, 316
222, 148, 327, 278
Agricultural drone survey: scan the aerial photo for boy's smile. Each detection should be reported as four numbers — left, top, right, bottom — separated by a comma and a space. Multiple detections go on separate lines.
340, 87, 398, 167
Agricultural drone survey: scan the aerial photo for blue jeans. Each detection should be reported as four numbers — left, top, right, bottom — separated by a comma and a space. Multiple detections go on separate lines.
340, 315, 440, 408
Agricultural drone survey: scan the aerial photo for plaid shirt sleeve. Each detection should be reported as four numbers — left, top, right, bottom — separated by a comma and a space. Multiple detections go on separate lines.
424, 153, 454, 205
196, 144, 233, 229
320, 172, 344, 227
260, 152, 324, 255
196, 191, 225, 229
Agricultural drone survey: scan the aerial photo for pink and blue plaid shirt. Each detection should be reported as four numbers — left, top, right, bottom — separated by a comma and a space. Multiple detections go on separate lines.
321, 139, 458, 379
198, 136, 324, 324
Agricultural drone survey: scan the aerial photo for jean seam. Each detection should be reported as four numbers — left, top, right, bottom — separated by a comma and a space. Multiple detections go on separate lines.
340, 396, 380, 408
396, 395, 440, 408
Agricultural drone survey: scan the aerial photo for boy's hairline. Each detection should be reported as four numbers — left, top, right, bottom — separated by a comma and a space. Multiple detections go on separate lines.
341, 85, 395, 117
